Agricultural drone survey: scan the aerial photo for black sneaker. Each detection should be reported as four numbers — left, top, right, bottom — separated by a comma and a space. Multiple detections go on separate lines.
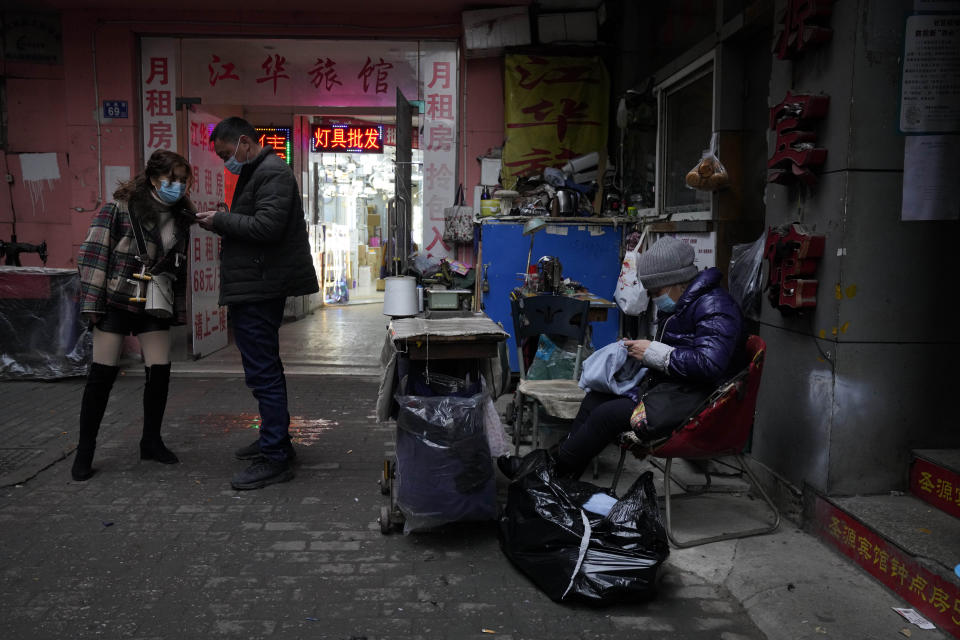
234, 438, 262, 460
234, 438, 297, 461
231, 458, 295, 490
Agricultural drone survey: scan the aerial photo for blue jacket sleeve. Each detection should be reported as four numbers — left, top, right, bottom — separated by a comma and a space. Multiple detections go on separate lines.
667, 295, 742, 383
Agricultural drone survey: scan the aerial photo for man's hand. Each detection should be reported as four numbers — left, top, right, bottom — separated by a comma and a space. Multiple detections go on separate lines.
623, 339, 652, 361
195, 210, 217, 231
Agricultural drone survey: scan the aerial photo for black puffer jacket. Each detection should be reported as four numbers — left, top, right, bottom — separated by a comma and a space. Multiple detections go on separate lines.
212, 148, 318, 305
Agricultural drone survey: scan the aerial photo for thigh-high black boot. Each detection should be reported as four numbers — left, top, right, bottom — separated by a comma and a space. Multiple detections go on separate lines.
140, 363, 179, 464
71, 362, 119, 481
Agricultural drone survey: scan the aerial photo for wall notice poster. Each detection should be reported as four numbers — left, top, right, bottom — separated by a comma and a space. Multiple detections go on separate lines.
902, 135, 960, 221
501, 55, 609, 190
899, 15, 960, 133
187, 110, 228, 357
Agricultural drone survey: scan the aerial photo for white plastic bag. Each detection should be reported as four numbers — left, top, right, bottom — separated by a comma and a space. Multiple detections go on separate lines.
614, 230, 649, 315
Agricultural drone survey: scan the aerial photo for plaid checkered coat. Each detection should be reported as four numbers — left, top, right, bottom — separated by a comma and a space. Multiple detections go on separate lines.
77, 197, 192, 324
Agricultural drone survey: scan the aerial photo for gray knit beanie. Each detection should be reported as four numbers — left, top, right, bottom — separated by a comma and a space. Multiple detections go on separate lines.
635, 236, 698, 289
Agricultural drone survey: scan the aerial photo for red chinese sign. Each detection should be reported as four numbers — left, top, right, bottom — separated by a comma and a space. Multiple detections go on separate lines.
911, 458, 960, 520
312, 124, 383, 154
768, 91, 829, 186
774, 0, 835, 60
256, 126, 293, 165
141, 38, 178, 162
182, 39, 419, 108
502, 55, 608, 188
813, 496, 960, 638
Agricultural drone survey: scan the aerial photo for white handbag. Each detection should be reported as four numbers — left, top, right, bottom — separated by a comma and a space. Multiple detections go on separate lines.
613, 230, 649, 316
145, 272, 175, 319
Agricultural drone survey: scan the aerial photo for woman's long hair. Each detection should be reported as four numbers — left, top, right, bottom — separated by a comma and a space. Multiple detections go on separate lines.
114, 150, 195, 224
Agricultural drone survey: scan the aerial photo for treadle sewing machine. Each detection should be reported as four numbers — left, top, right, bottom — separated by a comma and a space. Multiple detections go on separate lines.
0, 235, 48, 266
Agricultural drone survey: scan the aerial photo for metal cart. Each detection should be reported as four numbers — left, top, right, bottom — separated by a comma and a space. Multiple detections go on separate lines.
376, 313, 509, 534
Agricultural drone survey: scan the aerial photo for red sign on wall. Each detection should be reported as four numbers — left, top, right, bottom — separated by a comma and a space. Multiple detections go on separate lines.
256, 126, 293, 165
813, 496, 960, 638
911, 458, 960, 520
311, 124, 383, 153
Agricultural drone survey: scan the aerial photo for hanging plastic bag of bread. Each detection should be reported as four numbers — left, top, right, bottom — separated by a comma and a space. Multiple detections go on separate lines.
685, 133, 729, 191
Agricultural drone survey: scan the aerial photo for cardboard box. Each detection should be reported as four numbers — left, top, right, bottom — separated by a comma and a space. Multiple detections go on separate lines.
375, 278, 386, 291
367, 214, 381, 230
368, 247, 384, 269
357, 244, 368, 265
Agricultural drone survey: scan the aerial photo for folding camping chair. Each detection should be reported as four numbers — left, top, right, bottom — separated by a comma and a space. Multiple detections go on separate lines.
610, 335, 780, 548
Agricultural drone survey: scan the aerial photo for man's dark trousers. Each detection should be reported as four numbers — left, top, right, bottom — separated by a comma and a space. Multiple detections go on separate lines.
230, 297, 292, 462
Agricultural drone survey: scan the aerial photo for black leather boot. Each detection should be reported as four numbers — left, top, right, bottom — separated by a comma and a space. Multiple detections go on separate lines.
71, 362, 119, 481
140, 363, 179, 464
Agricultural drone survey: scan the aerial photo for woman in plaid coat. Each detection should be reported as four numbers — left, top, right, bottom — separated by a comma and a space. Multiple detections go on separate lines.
72, 150, 197, 481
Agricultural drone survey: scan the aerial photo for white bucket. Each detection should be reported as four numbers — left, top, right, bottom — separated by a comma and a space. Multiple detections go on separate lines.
383, 276, 418, 317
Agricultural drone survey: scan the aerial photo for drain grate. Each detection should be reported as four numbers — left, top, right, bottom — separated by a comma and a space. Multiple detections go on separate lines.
0, 448, 45, 474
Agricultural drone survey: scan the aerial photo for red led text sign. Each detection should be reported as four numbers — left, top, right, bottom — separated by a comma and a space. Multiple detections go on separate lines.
256, 126, 293, 165
312, 124, 383, 154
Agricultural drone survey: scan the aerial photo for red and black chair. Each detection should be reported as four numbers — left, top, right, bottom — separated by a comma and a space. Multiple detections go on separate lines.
610, 335, 780, 548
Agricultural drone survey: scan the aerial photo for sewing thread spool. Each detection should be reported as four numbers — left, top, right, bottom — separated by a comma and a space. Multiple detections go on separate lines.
382, 276, 418, 317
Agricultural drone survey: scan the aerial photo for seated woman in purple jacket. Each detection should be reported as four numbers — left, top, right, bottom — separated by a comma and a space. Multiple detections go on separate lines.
500, 236, 746, 480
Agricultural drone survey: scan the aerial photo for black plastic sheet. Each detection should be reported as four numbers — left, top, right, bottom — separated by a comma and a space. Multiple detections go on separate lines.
395, 392, 497, 533
499, 449, 669, 604
0, 267, 91, 380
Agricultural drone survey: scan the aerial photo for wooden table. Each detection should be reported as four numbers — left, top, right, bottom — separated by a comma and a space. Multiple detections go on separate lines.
388, 313, 509, 361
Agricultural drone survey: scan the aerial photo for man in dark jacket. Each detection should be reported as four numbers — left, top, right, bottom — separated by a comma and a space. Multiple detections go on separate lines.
197, 117, 319, 490
500, 235, 745, 480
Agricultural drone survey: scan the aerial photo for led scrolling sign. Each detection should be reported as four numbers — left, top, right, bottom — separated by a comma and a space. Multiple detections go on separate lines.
255, 126, 293, 165
312, 124, 384, 153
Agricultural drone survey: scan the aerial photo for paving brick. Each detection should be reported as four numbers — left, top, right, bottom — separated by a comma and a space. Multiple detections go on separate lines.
0, 330, 767, 640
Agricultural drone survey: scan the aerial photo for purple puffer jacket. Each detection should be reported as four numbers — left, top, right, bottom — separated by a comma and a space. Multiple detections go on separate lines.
658, 267, 746, 384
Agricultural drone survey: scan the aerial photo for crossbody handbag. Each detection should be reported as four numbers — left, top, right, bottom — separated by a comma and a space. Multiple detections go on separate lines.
126, 207, 175, 319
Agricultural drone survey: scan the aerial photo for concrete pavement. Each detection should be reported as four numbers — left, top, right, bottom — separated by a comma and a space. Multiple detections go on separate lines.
0, 303, 947, 639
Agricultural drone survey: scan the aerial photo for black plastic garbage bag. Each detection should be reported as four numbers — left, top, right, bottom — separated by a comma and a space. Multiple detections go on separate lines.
395, 392, 497, 533
499, 449, 669, 604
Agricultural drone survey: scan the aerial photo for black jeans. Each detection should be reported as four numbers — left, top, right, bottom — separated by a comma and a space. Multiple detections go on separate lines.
555, 391, 635, 478
554, 381, 714, 478
230, 298, 293, 463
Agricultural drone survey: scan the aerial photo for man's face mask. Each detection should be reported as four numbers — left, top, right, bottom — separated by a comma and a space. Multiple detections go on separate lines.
156, 179, 186, 204
224, 138, 247, 175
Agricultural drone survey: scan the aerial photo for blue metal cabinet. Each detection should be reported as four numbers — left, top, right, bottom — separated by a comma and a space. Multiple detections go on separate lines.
478, 218, 622, 372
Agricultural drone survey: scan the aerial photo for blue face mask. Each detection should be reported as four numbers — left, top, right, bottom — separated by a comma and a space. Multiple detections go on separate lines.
156, 179, 185, 204
653, 293, 676, 314
224, 139, 246, 175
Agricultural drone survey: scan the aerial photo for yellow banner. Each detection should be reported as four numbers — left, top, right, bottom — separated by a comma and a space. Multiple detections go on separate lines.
502, 55, 609, 189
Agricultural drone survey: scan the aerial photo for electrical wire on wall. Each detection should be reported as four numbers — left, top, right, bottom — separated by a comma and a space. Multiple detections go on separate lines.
72, 25, 105, 213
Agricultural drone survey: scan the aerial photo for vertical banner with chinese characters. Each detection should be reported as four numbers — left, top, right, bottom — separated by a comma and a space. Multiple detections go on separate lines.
501, 55, 609, 189
418, 42, 459, 261
141, 38, 179, 161
187, 109, 228, 358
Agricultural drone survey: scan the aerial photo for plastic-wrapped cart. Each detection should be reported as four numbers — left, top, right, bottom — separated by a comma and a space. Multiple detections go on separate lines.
0, 267, 92, 380
377, 314, 510, 534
